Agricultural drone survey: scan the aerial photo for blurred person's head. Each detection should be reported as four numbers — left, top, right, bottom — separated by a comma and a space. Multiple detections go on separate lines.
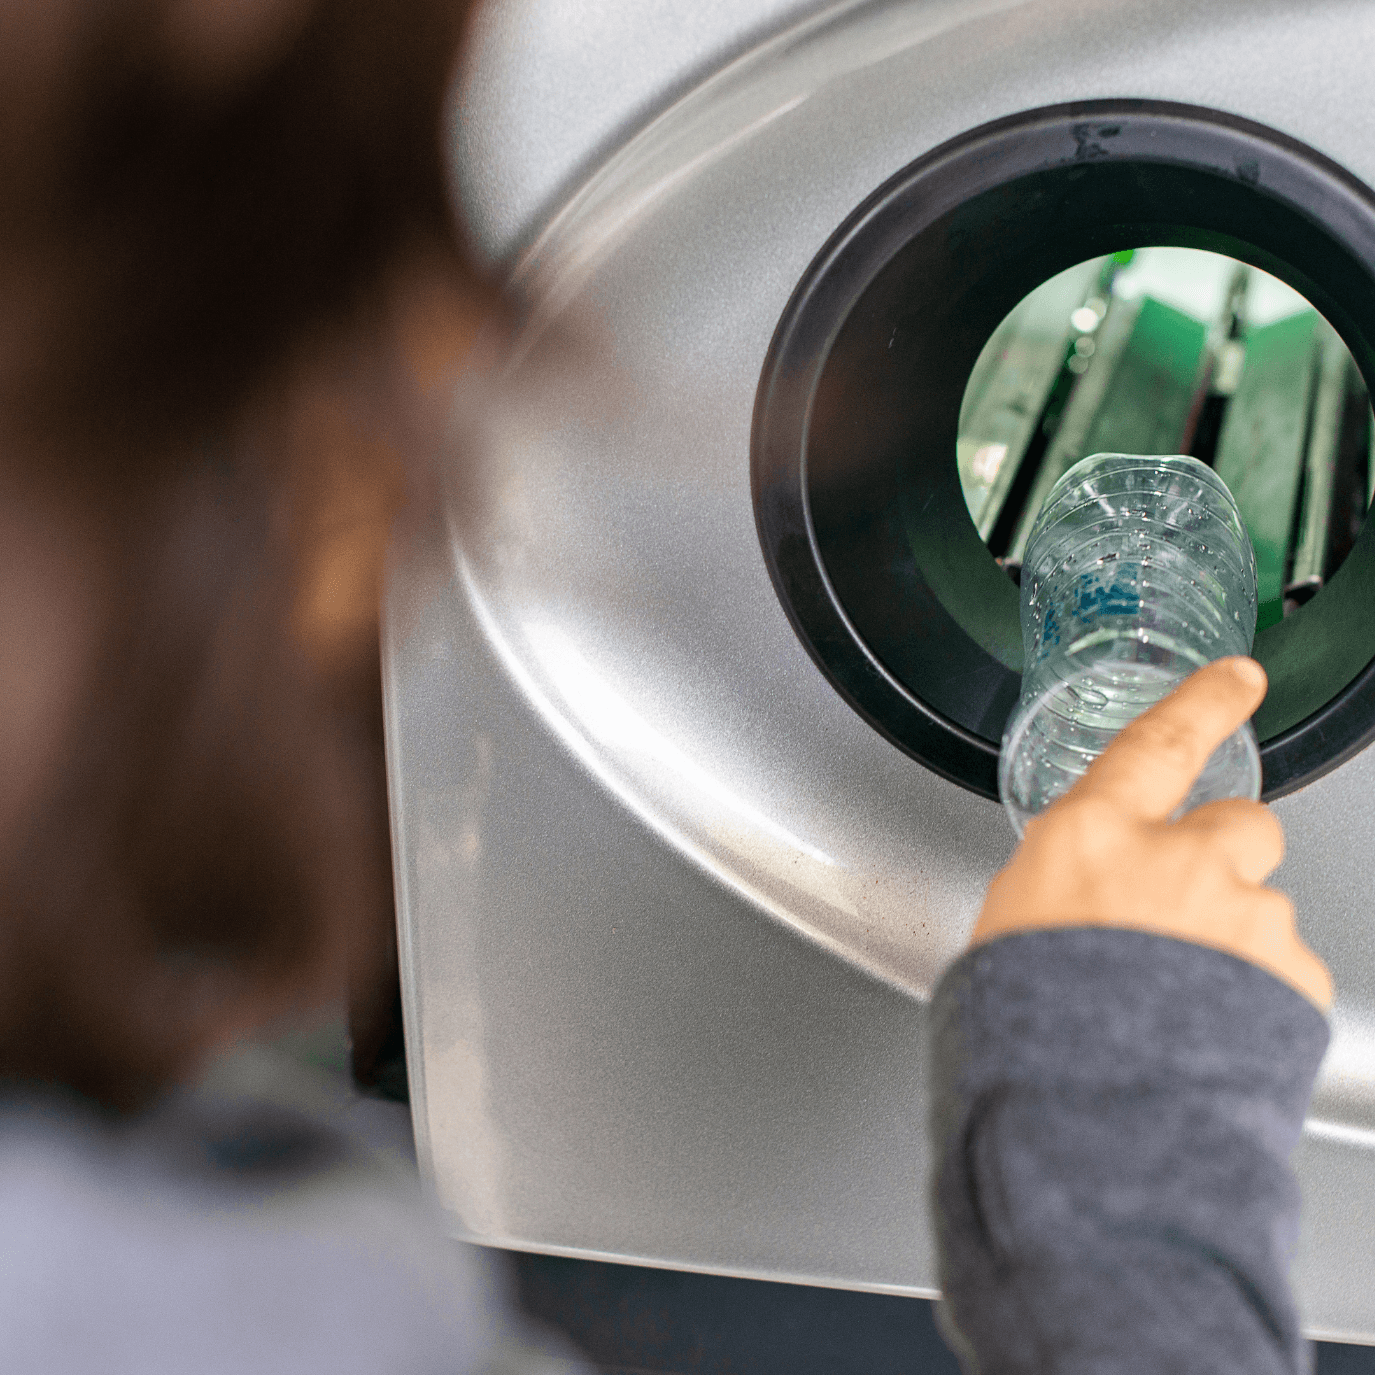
0, 0, 490, 1109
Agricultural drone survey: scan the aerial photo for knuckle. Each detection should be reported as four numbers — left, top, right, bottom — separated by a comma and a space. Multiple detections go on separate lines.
1215, 797, 1282, 836
1179, 829, 1217, 874
1181, 799, 1285, 870
1056, 794, 1124, 836
1022, 795, 1142, 897
1128, 715, 1199, 769
1266, 887, 1296, 922
1256, 807, 1286, 856
1251, 887, 1297, 934
1054, 802, 1130, 863
1196, 797, 1258, 826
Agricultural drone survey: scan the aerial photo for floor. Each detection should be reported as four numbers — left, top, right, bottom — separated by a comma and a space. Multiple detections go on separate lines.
510, 1252, 1375, 1374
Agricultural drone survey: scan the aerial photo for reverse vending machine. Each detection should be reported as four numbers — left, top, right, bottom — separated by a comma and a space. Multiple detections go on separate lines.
385, 0, 1375, 1340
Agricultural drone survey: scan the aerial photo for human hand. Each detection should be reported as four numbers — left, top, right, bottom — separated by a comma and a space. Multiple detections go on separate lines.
972, 656, 1332, 1010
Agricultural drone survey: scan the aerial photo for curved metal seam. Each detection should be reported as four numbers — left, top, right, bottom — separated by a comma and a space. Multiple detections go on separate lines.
448, 533, 932, 1001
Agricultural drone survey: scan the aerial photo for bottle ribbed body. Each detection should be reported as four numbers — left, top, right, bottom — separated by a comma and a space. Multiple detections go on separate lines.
1000, 452, 1261, 835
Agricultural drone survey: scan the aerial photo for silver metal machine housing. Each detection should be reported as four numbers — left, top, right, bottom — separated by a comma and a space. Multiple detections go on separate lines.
387, 0, 1375, 1341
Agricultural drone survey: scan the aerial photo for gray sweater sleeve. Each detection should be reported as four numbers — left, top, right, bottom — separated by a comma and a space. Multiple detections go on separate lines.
929, 928, 1329, 1375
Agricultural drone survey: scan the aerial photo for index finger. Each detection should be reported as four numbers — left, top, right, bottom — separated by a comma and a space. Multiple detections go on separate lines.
1067, 657, 1267, 821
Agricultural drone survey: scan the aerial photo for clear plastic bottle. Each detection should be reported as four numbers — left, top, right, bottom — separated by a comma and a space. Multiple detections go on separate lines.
999, 452, 1261, 836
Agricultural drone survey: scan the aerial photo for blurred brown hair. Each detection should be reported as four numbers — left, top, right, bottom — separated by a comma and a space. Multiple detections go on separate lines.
1, 0, 477, 452
0, 0, 485, 1109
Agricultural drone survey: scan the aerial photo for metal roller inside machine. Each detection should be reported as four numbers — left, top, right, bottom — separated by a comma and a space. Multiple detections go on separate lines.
959, 247, 1373, 625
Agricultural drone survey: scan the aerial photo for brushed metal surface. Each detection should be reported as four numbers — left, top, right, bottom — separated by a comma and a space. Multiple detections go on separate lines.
453, 0, 835, 265
391, 0, 1375, 1338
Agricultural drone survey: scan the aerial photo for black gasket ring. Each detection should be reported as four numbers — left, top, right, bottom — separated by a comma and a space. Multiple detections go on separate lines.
752, 99, 1375, 800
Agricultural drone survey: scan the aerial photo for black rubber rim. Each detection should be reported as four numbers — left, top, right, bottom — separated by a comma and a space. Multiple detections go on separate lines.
752, 99, 1375, 801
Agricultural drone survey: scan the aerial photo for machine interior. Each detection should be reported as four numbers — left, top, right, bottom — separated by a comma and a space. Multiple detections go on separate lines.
958, 246, 1375, 632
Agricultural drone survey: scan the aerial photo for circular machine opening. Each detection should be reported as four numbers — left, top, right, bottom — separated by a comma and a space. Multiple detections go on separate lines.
752, 101, 1375, 800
